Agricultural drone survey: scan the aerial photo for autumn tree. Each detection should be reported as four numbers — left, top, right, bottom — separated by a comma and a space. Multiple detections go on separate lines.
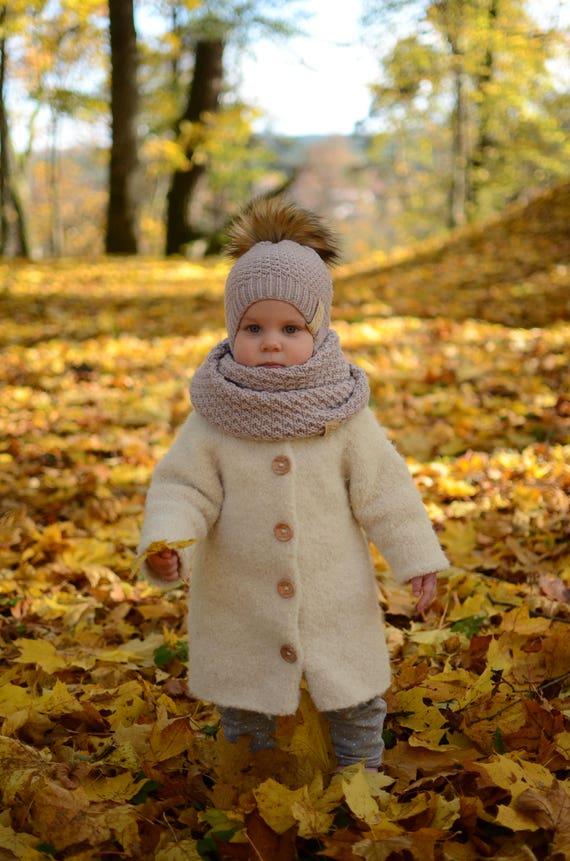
2, 0, 107, 256
0, 3, 31, 257
362, 0, 570, 229
165, 34, 224, 255
161, 1, 299, 257
106, 0, 139, 254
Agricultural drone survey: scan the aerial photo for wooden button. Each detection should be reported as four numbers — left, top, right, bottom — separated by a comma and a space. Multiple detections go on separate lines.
280, 644, 298, 663
272, 455, 291, 475
277, 579, 295, 598
274, 522, 293, 542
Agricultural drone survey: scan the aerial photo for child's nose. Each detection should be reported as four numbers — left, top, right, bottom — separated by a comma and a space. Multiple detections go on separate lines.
261, 334, 281, 351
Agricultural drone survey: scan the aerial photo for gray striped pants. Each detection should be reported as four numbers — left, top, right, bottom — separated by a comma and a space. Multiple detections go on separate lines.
217, 695, 387, 768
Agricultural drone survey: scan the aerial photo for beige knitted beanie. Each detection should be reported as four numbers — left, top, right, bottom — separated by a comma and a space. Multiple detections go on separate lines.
224, 198, 340, 351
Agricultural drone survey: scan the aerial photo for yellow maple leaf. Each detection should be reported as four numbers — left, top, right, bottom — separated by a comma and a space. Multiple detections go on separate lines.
149, 714, 196, 762
107, 805, 141, 856
254, 772, 342, 839
432, 795, 461, 830
0, 737, 51, 803
82, 772, 147, 802
495, 802, 542, 832
472, 754, 554, 801
291, 784, 336, 839
447, 591, 490, 622
98, 631, 164, 668
342, 764, 383, 826
438, 520, 479, 567
276, 687, 332, 773
0, 682, 32, 717
13, 639, 67, 673
355, 826, 444, 860
394, 688, 447, 733
105, 680, 147, 730
418, 668, 475, 703
554, 731, 570, 760
387, 790, 437, 825
0, 823, 46, 860
154, 837, 204, 860
253, 777, 303, 834
406, 627, 452, 657
35, 679, 83, 717
499, 605, 551, 636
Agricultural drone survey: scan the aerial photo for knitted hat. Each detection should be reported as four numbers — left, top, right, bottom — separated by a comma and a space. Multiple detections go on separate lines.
224, 198, 340, 351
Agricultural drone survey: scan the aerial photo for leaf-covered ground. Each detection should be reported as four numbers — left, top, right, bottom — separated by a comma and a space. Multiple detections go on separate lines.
0, 183, 569, 861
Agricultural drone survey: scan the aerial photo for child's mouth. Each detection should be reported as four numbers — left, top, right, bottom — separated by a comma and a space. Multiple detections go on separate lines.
259, 362, 285, 368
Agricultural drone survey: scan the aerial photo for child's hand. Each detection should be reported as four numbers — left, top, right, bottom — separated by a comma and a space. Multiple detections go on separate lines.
410, 572, 437, 614
147, 548, 180, 582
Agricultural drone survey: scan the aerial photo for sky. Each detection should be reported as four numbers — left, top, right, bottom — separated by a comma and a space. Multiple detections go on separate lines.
237, 0, 570, 137
10, 0, 377, 152
12, 0, 569, 149
238, 0, 379, 137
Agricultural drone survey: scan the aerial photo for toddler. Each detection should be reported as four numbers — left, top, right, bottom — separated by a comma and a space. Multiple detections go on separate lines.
138, 198, 449, 770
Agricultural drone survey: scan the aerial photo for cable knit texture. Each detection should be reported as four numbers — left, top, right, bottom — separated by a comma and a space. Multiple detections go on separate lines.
224, 238, 334, 349
190, 330, 370, 440
223, 195, 340, 350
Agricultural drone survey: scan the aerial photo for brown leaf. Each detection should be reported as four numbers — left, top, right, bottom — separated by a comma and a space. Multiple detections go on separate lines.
245, 810, 297, 861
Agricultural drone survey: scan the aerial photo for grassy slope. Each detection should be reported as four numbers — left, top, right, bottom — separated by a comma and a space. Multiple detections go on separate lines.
335, 179, 570, 327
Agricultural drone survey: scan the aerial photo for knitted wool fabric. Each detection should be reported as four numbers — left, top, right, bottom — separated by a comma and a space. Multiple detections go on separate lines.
224, 239, 333, 350
190, 330, 370, 441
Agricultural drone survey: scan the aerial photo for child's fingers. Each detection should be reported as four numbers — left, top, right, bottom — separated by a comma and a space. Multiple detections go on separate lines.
416, 592, 429, 614
147, 549, 180, 579
415, 574, 437, 613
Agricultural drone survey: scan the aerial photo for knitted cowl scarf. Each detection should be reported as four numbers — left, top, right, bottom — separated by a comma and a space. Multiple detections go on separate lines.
190, 330, 370, 441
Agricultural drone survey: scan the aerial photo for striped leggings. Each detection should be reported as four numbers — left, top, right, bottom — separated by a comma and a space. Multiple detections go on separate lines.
217, 695, 387, 768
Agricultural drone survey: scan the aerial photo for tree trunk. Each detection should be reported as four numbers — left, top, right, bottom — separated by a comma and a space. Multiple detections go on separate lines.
106, 0, 139, 254
48, 111, 63, 256
448, 46, 469, 228
165, 39, 224, 256
468, 0, 499, 216
0, 16, 9, 255
0, 5, 30, 258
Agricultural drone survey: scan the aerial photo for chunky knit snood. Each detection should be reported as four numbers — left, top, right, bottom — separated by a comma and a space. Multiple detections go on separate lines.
190, 330, 370, 441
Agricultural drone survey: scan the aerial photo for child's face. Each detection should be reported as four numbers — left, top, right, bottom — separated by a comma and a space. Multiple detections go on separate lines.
233, 299, 314, 368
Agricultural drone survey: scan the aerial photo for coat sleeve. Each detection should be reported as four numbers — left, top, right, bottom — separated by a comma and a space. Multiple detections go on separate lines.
137, 413, 223, 586
346, 409, 449, 583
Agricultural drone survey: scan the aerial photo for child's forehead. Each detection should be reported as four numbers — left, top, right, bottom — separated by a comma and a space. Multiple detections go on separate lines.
241, 299, 305, 320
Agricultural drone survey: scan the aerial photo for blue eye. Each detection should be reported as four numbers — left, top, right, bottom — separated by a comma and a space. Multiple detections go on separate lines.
247, 324, 261, 333
284, 325, 299, 334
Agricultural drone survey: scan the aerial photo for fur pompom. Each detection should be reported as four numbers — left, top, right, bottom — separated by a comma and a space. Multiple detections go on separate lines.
225, 197, 340, 265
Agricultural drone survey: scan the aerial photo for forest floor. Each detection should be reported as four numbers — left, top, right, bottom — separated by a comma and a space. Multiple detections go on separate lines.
0, 181, 569, 860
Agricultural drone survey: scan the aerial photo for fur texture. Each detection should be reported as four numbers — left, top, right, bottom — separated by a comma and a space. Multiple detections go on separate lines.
225, 197, 341, 265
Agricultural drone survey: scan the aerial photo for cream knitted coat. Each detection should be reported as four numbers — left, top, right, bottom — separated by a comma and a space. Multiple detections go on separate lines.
138, 407, 449, 715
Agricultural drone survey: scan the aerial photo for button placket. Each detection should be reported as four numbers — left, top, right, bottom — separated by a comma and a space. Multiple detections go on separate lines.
271, 452, 297, 669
